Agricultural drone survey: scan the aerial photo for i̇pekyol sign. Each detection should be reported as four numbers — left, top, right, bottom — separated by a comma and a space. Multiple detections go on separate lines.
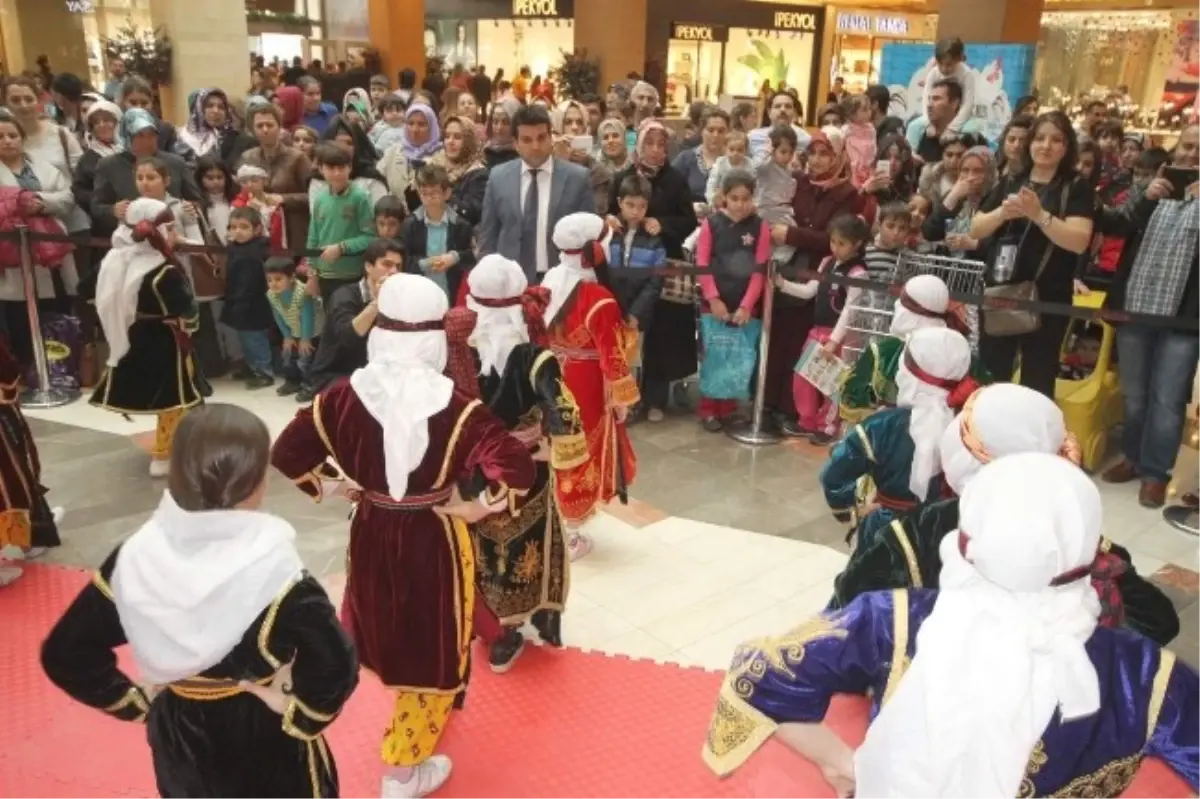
671, 23, 729, 42
512, 0, 560, 16
773, 11, 818, 32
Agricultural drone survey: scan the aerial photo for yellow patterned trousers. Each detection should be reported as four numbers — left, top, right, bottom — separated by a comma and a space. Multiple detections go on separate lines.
152, 408, 186, 460
380, 691, 456, 767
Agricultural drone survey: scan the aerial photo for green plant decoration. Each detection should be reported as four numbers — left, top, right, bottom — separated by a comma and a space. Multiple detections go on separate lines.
245, 9, 317, 29
551, 48, 601, 101
102, 19, 174, 87
736, 39, 790, 86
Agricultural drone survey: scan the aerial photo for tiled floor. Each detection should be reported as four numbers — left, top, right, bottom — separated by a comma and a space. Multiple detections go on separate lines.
21, 376, 1200, 668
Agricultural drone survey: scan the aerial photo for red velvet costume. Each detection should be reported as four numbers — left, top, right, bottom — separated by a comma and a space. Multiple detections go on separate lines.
271, 382, 535, 772
548, 282, 639, 525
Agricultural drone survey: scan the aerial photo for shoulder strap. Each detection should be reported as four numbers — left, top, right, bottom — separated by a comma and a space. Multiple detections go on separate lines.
1029, 179, 1075, 283
57, 127, 74, 178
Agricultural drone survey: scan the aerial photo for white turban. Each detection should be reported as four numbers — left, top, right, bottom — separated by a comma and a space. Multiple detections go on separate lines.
96, 198, 174, 368
466, 254, 529, 377
856, 453, 1102, 798
940, 383, 1073, 496
890, 274, 949, 336
349, 274, 453, 500
542, 212, 612, 326
896, 327, 972, 499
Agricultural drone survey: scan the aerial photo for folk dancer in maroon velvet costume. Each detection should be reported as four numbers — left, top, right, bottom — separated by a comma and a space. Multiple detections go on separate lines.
0, 338, 62, 586
541, 213, 640, 560
463, 254, 588, 673
271, 273, 537, 799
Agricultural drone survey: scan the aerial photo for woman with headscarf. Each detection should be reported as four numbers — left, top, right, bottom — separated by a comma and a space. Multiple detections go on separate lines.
177, 88, 255, 166
272, 273, 536, 799
820, 327, 974, 553
341, 87, 375, 131
839, 274, 988, 423
426, 114, 487, 225
273, 84, 305, 137
606, 119, 698, 422
483, 96, 521, 170
828, 382, 1180, 643
89, 198, 203, 477
42, 403, 359, 797
308, 115, 388, 208
377, 102, 442, 212
595, 117, 631, 173
704, 452, 1199, 797
543, 213, 640, 561
553, 99, 613, 214
764, 126, 869, 428
462, 254, 587, 673
922, 144, 995, 261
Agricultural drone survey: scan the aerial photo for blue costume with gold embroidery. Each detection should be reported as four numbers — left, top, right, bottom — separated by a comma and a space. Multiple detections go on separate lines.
820, 407, 931, 551
703, 589, 1199, 796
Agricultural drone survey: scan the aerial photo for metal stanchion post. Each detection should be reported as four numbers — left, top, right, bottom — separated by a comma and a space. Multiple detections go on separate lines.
727, 260, 782, 446
17, 225, 79, 409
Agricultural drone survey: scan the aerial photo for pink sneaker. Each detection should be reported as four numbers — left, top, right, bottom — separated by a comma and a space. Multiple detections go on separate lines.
568, 532, 593, 561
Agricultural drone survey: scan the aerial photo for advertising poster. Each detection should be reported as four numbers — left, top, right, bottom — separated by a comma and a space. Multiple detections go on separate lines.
426, 19, 480, 69
878, 42, 1035, 144
1162, 18, 1199, 113
325, 0, 369, 42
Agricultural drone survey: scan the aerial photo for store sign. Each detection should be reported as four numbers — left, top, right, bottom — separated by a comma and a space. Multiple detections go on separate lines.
64, 0, 95, 11
773, 11, 818, 32
836, 12, 910, 36
671, 23, 727, 42
513, 0, 559, 16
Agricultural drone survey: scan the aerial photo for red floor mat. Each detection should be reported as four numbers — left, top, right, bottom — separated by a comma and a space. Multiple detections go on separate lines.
0, 564, 1190, 798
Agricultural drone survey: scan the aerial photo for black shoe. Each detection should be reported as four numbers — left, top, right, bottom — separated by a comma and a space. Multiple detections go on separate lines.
276, 381, 301, 396
489, 629, 525, 674
809, 431, 834, 446
230, 365, 253, 380
245, 374, 275, 390
701, 416, 723, 433
295, 387, 315, 404
531, 609, 563, 647
780, 420, 808, 439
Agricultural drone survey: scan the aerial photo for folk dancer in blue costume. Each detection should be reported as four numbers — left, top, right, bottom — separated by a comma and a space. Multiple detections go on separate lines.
704, 453, 1199, 797
819, 326, 974, 552
827, 382, 1180, 645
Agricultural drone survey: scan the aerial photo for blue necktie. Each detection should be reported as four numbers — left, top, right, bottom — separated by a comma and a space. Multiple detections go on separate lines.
520, 168, 540, 275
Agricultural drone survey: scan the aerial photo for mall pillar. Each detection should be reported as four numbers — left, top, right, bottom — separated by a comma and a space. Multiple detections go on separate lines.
149, 0, 250, 124
936, 0, 1044, 43
575, 0, 647, 90
369, 0, 424, 80
2, 0, 89, 79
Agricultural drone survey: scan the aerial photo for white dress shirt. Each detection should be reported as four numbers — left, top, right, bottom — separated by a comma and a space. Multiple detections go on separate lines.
520, 157, 554, 273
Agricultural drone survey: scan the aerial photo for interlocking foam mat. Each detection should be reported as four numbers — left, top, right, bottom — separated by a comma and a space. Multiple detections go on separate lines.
0, 564, 1189, 797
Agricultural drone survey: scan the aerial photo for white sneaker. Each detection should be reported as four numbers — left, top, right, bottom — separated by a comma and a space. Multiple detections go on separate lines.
381, 756, 453, 798
568, 532, 593, 562
0, 563, 23, 586
51, 506, 65, 524
24, 547, 46, 559
149, 459, 170, 478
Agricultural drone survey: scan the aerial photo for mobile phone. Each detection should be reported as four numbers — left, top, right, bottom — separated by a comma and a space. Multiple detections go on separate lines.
1163, 166, 1199, 201
570, 135, 594, 153
875, 160, 891, 176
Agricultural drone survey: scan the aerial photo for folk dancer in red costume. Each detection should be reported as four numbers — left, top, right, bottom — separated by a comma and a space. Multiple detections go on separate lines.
271, 274, 537, 798
541, 212, 639, 560
463, 253, 588, 673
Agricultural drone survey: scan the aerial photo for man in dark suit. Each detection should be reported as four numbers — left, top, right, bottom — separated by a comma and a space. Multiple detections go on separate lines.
478, 104, 595, 282
469, 65, 492, 120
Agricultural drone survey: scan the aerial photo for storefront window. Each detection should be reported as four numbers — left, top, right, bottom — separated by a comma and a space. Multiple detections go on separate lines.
427, 18, 573, 84
724, 29, 815, 107
666, 24, 726, 114
830, 33, 876, 94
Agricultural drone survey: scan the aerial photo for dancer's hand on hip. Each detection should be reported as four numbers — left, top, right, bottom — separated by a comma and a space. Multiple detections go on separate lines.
239, 662, 295, 715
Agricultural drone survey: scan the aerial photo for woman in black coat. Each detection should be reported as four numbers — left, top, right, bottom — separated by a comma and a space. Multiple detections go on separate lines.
606, 121, 698, 421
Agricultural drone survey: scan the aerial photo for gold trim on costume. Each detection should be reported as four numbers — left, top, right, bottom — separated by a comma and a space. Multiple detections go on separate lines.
702, 679, 779, 778
888, 520, 922, 588
854, 424, 876, 462
304, 740, 321, 798
529, 349, 556, 385
882, 589, 909, 706
435, 399, 482, 490
583, 296, 617, 331
283, 699, 325, 742
257, 573, 304, 669
1147, 650, 1175, 740
550, 432, 589, 471
311, 393, 336, 464
104, 686, 150, 718
293, 470, 325, 502
609, 374, 640, 407
1045, 753, 1141, 798
92, 571, 114, 600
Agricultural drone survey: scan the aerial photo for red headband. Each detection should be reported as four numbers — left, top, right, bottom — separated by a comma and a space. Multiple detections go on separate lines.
898, 290, 944, 319
374, 316, 444, 333
468, 287, 550, 348
903, 349, 979, 409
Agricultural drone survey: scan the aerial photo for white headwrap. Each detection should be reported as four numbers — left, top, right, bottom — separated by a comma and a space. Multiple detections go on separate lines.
542, 212, 612, 326
350, 274, 454, 500
896, 327, 972, 499
940, 383, 1071, 496
95, 198, 175, 368
890, 274, 949, 336
84, 98, 124, 157
855, 453, 1102, 798
236, 163, 269, 182
467, 254, 529, 376
111, 490, 304, 685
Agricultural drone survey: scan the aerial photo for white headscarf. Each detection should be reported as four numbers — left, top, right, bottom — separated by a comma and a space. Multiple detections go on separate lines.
890, 274, 949, 336
940, 383, 1072, 496
896, 327, 972, 499
349, 274, 454, 500
95, 198, 175, 368
542, 212, 612, 326
84, 98, 124, 157
111, 490, 305, 684
467, 254, 529, 376
855, 453, 1102, 798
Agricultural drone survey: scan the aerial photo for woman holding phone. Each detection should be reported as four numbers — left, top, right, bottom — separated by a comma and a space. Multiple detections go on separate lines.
969, 110, 1095, 399
553, 100, 612, 214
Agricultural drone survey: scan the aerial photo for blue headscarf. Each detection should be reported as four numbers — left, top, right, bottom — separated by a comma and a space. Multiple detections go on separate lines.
118, 108, 158, 151
401, 103, 442, 161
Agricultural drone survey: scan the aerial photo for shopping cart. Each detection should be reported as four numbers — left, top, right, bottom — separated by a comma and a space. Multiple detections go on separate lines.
842, 250, 988, 361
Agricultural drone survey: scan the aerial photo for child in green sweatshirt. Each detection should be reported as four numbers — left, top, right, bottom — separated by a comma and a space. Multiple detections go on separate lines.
307, 143, 377, 305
